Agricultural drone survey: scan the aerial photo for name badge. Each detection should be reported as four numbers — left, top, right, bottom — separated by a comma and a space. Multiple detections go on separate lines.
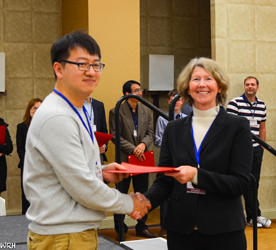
133, 130, 137, 138
250, 120, 258, 127
92, 125, 97, 133
95, 163, 103, 181
186, 181, 206, 195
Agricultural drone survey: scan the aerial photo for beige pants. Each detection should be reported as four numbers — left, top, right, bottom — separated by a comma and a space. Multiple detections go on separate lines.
27, 229, 98, 250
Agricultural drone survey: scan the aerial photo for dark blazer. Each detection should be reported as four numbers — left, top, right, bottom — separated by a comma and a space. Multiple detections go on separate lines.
145, 107, 252, 235
0, 119, 13, 193
16, 122, 30, 214
92, 98, 108, 162
109, 101, 154, 163
16, 122, 28, 169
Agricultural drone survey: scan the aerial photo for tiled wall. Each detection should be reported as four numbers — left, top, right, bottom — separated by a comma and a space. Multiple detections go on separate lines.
141, 0, 211, 103
212, 0, 276, 218
140, 0, 211, 117
0, 0, 62, 213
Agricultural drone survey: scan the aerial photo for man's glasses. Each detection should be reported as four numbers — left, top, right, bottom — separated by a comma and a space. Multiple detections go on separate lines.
132, 89, 143, 94
59, 60, 105, 72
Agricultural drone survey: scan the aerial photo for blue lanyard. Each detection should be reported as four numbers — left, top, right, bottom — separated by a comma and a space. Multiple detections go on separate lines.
191, 117, 202, 165
191, 114, 215, 165
131, 111, 138, 130
89, 102, 93, 123
242, 95, 257, 119
133, 119, 138, 130
53, 89, 94, 143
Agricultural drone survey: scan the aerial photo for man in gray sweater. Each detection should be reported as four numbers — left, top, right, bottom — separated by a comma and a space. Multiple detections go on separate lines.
23, 31, 150, 250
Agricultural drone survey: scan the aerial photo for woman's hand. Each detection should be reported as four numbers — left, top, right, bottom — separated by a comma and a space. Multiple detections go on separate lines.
165, 165, 197, 184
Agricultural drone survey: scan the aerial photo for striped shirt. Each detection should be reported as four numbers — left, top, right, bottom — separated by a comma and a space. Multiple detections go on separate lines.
226, 93, 266, 148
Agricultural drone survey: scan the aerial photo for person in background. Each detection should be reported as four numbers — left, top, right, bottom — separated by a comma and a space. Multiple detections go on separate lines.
84, 95, 108, 164
16, 98, 42, 214
109, 80, 156, 241
0, 118, 13, 196
155, 88, 186, 237
155, 88, 185, 147
143, 57, 253, 250
227, 76, 271, 228
181, 103, 193, 116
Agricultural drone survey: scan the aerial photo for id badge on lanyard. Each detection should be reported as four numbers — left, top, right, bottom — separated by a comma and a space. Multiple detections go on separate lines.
250, 119, 258, 128
92, 125, 97, 133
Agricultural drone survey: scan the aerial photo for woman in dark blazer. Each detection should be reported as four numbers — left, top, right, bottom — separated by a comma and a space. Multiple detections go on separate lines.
0, 118, 13, 195
144, 58, 252, 250
16, 98, 42, 214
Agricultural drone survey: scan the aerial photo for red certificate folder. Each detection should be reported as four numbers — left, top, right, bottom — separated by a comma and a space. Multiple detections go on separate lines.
106, 162, 179, 176
128, 150, 155, 166
94, 132, 113, 147
0, 125, 5, 145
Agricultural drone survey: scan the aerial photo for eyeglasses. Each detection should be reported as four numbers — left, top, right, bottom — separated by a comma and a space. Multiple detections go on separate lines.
59, 60, 105, 72
132, 89, 143, 94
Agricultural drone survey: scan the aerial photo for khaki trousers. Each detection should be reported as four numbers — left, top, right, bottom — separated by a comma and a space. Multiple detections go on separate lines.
27, 229, 98, 250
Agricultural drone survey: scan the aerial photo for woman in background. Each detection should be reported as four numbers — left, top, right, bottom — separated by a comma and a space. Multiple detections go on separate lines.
0, 118, 13, 196
144, 57, 253, 250
16, 98, 42, 214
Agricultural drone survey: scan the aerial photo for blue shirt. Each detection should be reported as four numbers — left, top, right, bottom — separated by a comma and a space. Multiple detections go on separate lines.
83, 97, 94, 126
155, 112, 187, 148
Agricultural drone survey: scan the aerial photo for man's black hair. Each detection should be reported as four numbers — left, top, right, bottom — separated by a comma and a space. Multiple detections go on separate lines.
122, 80, 140, 95
51, 30, 101, 79
167, 88, 179, 99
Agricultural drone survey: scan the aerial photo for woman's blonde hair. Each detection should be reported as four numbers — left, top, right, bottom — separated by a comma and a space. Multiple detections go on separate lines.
177, 57, 229, 106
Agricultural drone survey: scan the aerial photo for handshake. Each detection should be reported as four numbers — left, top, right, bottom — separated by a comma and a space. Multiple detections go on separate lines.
128, 192, 151, 220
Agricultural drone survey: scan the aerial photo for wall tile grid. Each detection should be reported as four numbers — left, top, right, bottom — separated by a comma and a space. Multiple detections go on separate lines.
141, 0, 211, 94
0, 1, 61, 212
259, 176, 275, 209
262, 141, 275, 177
0, 9, 3, 44
212, 0, 276, 217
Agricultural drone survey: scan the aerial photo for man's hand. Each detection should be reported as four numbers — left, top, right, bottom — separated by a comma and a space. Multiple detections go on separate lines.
165, 165, 197, 184
128, 192, 151, 220
102, 163, 129, 183
99, 144, 106, 154
133, 143, 146, 161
